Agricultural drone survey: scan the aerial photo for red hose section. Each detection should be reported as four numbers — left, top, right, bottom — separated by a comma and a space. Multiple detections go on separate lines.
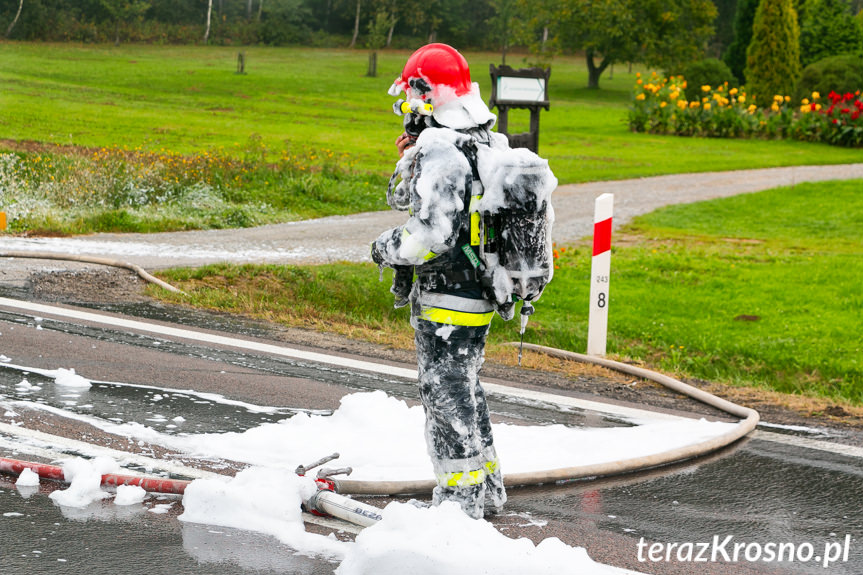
0, 456, 192, 495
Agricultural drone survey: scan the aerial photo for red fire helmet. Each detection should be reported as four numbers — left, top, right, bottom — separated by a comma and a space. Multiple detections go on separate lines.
389, 43, 473, 100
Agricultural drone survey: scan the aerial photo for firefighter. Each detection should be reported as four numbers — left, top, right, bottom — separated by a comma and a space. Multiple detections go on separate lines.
370, 43, 506, 519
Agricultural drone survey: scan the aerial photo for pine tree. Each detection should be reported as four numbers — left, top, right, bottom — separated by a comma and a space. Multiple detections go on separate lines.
723, 0, 760, 84
745, 0, 801, 103
800, 0, 863, 66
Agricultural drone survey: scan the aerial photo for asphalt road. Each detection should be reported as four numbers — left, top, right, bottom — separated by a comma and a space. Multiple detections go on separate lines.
1, 297, 861, 575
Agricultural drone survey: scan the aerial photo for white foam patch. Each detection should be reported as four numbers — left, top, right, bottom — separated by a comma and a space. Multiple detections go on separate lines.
114, 484, 147, 506
337, 500, 626, 575
179, 467, 343, 559
48, 456, 119, 508
15, 467, 40, 487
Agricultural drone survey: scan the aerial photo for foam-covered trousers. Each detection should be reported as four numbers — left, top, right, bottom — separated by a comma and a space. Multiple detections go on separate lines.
415, 322, 507, 519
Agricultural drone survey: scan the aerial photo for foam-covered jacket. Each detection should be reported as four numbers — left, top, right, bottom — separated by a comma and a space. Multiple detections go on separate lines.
373, 123, 509, 332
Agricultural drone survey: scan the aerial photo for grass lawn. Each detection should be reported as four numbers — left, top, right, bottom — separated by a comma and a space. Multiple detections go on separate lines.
153, 179, 863, 408
1, 42, 861, 187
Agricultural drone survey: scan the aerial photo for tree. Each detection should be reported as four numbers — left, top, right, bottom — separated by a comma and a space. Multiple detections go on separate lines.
258, 0, 313, 45
723, 0, 759, 83
710, 0, 739, 57
513, 0, 564, 66
203, 0, 213, 42
365, 9, 391, 76
799, 0, 863, 66
488, 0, 519, 63
99, 0, 151, 44
519, 0, 715, 89
4, 0, 23, 38
635, 0, 718, 74
349, 0, 360, 47
745, 0, 801, 102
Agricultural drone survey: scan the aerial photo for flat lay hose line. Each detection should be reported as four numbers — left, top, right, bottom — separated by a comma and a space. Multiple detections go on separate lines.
0, 456, 192, 494
0, 251, 184, 294
334, 344, 759, 496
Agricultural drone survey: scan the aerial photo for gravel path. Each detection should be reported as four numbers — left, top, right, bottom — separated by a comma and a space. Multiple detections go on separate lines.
1, 163, 862, 286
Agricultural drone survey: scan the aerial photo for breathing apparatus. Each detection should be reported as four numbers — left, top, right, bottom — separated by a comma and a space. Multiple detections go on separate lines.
393, 98, 434, 144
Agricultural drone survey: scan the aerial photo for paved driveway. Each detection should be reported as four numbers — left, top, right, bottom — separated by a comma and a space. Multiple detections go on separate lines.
1, 164, 862, 279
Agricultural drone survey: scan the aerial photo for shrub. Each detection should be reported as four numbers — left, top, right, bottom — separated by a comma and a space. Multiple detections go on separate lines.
799, 0, 863, 67
682, 59, 738, 101
795, 53, 863, 102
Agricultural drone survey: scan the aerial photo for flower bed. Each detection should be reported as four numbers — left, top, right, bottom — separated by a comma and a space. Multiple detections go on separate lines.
629, 72, 863, 147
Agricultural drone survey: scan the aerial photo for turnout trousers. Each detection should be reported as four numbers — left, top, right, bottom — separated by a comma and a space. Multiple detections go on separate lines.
414, 321, 506, 518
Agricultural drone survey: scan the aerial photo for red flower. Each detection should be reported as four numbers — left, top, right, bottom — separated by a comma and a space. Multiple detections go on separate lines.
852, 110, 861, 121
841, 108, 851, 115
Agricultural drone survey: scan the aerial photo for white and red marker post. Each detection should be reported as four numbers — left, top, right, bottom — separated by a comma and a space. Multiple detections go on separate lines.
587, 193, 614, 356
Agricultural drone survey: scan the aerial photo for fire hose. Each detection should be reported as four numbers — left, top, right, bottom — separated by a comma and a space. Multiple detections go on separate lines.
0, 251, 184, 294
330, 344, 759, 496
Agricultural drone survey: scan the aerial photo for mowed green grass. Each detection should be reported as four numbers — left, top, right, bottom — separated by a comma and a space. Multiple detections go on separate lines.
544, 179, 863, 403
155, 179, 863, 406
1, 42, 861, 184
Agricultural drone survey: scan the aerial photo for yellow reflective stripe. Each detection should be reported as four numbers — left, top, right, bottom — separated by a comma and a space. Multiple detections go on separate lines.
438, 468, 486, 488
423, 250, 438, 261
485, 458, 499, 475
469, 195, 483, 246
419, 307, 494, 327
470, 212, 482, 246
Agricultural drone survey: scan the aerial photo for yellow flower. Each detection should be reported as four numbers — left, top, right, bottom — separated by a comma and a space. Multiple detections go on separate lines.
677, 99, 687, 109
774, 95, 784, 102
747, 104, 757, 114
814, 103, 822, 111
701, 85, 711, 92
729, 88, 738, 96
801, 98, 810, 105
771, 103, 780, 112
636, 93, 646, 101
784, 95, 791, 103
703, 102, 712, 111
738, 94, 746, 103
690, 101, 700, 108
660, 101, 667, 108
812, 91, 821, 100
800, 104, 812, 113
670, 90, 680, 100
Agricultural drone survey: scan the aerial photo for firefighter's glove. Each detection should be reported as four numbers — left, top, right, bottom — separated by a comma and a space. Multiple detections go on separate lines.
370, 241, 385, 265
